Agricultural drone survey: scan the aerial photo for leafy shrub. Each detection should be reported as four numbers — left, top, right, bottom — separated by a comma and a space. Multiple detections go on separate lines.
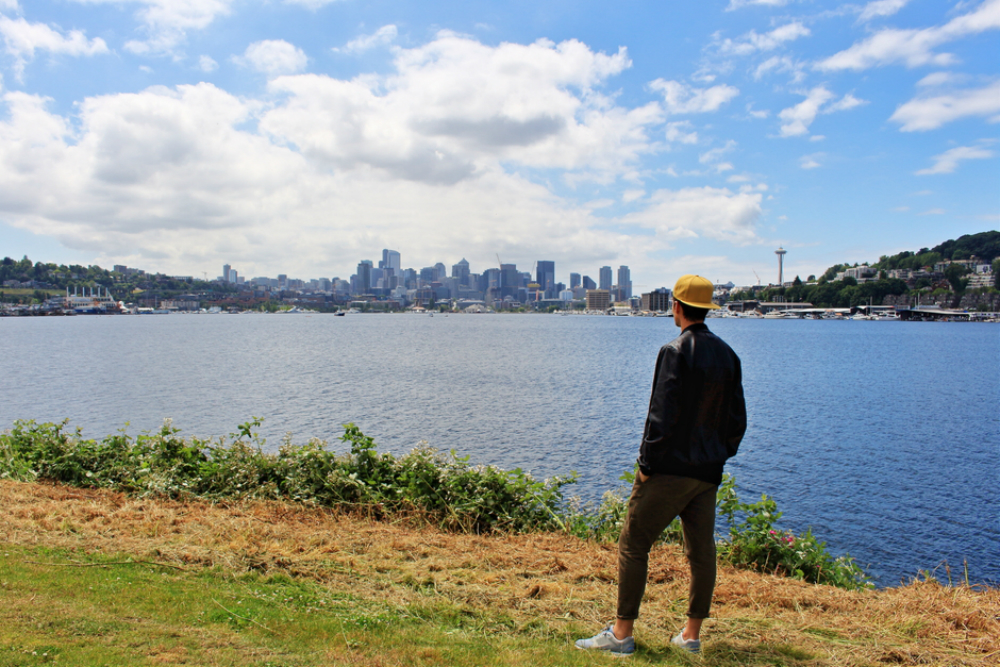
0, 419, 869, 588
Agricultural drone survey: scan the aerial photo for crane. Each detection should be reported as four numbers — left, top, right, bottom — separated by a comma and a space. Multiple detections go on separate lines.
752, 269, 761, 286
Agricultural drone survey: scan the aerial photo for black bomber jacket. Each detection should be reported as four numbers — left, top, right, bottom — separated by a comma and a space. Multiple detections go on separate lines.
637, 322, 747, 482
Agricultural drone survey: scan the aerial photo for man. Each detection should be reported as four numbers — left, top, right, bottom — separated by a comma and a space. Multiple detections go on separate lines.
576, 274, 747, 656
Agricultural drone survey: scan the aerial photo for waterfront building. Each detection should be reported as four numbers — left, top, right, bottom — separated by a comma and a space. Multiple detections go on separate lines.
599, 266, 612, 291
642, 288, 671, 312
586, 289, 610, 312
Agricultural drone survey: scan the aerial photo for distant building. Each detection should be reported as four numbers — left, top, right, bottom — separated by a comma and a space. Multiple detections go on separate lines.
617, 265, 632, 301
586, 289, 610, 312
569, 273, 581, 289
582, 275, 597, 290
642, 288, 671, 312
452, 258, 471, 286
223, 263, 231, 282
536, 261, 555, 298
599, 266, 612, 291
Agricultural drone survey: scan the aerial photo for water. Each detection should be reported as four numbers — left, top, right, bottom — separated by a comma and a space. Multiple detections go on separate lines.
1, 313, 997, 587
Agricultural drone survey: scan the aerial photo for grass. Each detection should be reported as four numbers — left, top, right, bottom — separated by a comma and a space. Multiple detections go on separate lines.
2, 480, 997, 667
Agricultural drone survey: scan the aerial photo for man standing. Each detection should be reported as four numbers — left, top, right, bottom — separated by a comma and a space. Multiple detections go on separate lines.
576, 274, 747, 656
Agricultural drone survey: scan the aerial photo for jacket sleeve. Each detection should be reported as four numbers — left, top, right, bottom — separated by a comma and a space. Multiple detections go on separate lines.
638, 344, 684, 472
725, 357, 748, 457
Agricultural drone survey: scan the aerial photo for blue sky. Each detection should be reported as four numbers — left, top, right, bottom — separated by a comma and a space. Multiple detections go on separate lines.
0, 0, 997, 290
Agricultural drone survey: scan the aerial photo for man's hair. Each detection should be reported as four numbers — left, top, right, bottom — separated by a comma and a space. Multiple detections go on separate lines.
677, 300, 708, 322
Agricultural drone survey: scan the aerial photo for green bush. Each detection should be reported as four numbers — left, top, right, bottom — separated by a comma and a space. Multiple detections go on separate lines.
0, 419, 869, 588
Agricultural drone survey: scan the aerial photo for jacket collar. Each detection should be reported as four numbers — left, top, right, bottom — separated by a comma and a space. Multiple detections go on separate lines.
682, 322, 710, 334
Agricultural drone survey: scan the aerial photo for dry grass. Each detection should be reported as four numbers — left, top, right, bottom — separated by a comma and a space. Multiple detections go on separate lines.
2, 479, 997, 666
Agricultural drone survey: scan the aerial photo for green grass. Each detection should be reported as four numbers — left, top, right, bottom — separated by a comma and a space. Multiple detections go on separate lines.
3, 544, 747, 667
0, 542, 852, 667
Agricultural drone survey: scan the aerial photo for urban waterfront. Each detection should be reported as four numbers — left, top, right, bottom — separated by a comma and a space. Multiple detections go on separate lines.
1, 313, 996, 587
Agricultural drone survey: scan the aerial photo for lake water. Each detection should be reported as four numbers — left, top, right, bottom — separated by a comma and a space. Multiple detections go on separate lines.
1, 313, 997, 587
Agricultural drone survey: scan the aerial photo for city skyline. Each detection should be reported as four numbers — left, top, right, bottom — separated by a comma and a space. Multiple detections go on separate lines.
0, 1, 997, 291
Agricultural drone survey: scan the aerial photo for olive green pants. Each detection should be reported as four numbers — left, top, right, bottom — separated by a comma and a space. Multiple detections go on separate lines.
616, 474, 718, 620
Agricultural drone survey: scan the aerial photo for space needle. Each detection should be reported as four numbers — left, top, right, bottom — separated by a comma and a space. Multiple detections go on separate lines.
775, 247, 787, 286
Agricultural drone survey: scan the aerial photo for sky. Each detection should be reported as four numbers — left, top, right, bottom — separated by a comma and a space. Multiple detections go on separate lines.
0, 0, 997, 291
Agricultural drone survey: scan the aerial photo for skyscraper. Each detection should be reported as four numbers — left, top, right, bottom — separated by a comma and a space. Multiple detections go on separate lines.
582, 275, 596, 290
599, 266, 612, 291
223, 264, 231, 282
356, 261, 372, 294
570, 273, 581, 289
452, 258, 470, 286
617, 265, 632, 301
536, 261, 555, 298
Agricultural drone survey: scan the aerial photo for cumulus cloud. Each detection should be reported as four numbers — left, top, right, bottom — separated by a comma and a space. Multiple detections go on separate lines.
0, 34, 700, 279
716, 22, 811, 56
198, 55, 217, 72
816, 0, 1000, 71
665, 121, 698, 144
0, 15, 108, 78
890, 80, 1000, 131
618, 186, 763, 244
726, 0, 790, 10
649, 79, 739, 114
753, 55, 806, 82
70, 0, 236, 55
915, 143, 995, 174
237, 40, 308, 76
284, 0, 343, 9
858, 0, 911, 22
799, 153, 823, 169
778, 87, 867, 137
334, 24, 398, 54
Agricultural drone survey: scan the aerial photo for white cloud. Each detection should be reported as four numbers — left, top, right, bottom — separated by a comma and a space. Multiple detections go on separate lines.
622, 189, 645, 202
778, 87, 867, 137
891, 80, 1000, 131
665, 120, 698, 144
618, 186, 763, 244
699, 140, 737, 164
717, 22, 811, 56
198, 55, 217, 72
238, 40, 308, 76
753, 55, 806, 82
649, 79, 739, 113
858, 0, 911, 22
283, 0, 343, 9
0, 15, 108, 78
799, 153, 823, 169
334, 24, 398, 54
916, 71, 959, 87
746, 103, 769, 119
726, 0, 790, 10
816, 0, 1000, 71
0, 0, 19, 10
915, 143, 995, 174
919, 208, 946, 215
72, 0, 236, 56
0, 34, 684, 279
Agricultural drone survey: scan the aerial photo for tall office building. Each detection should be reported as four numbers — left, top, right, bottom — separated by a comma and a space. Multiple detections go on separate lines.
536, 261, 555, 298
500, 263, 520, 298
380, 249, 401, 273
582, 275, 596, 290
569, 273, 581, 289
356, 261, 372, 294
223, 264, 231, 282
452, 258, 471, 286
617, 265, 632, 301
599, 266, 612, 291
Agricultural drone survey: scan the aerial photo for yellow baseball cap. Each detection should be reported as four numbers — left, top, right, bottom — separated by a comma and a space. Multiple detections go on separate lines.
673, 274, 720, 309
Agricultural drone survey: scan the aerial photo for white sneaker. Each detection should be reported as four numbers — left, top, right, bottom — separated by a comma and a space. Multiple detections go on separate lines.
575, 626, 636, 656
672, 631, 701, 654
